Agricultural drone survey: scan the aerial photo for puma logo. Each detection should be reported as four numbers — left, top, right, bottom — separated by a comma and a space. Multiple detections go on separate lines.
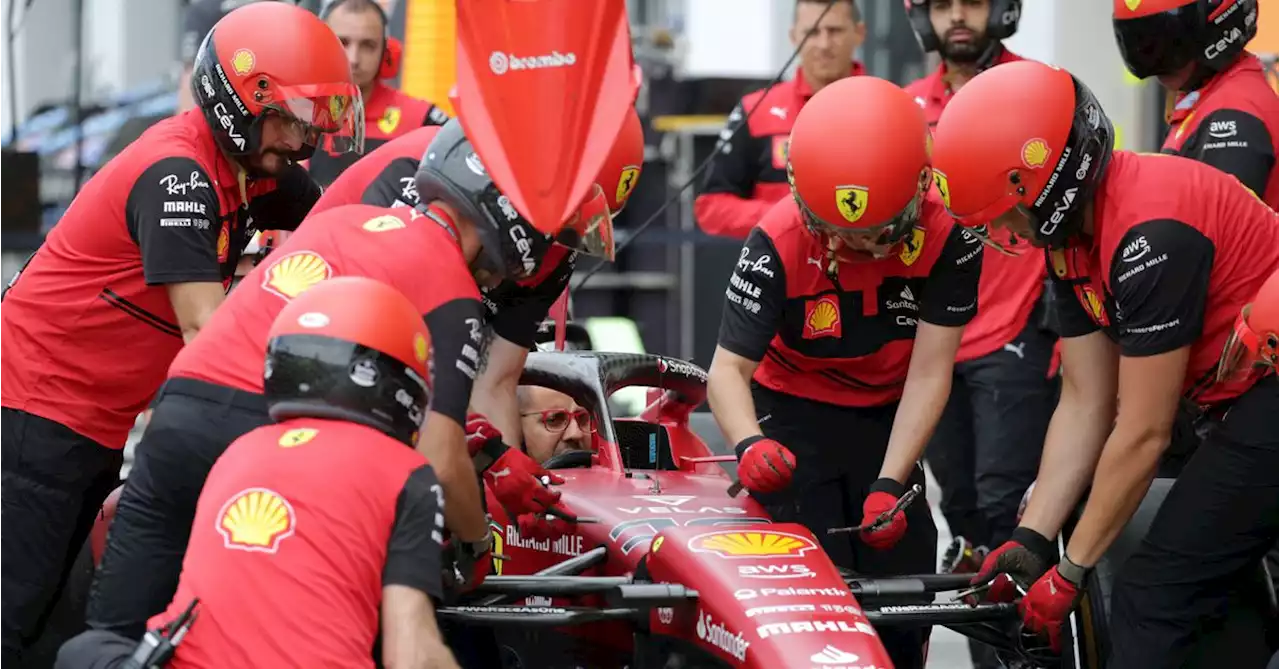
488, 468, 512, 480
806, 256, 824, 269
1003, 342, 1026, 359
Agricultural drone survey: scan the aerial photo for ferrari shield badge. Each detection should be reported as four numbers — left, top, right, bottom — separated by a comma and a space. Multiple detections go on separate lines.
932, 170, 952, 209
278, 428, 318, 448
378, 106, 402, 135
217, 487, 296, 554
615, 165, 640, 208
834, 185, 868, 224
900, 227, 925, 266
489, 521, 505, 575
362, 214, 406, 232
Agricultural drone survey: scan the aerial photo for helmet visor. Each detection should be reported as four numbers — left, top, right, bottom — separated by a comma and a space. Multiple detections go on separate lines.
268, 82, 365, 155
1216, 307, 1276, 382
555, 184, 616, 261
1113, 8, 1200, 79
794, 173, 928, 259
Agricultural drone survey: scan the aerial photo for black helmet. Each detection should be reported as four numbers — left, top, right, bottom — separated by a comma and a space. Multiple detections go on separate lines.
905, 0, 1022, 66
414, 118, 558, 282
264, 276, 432, 447
1113, 0, 1258, 89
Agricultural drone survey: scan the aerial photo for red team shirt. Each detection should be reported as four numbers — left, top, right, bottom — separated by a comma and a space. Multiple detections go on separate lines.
1162, 53, 1279, 211
310, 126, 439, 215
168, 204, 485, 424
0, 109, 315, 447
695, 64, 866, 239
307, 82, 449, 187
905, 48, 1043, 362
150, 419, 444, 669
1048, 151, 1279, 406
717, 193, 983, 407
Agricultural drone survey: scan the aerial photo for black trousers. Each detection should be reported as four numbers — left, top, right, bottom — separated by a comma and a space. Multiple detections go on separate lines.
925, 316, 1059, 551
1108, 374, 1279, 669
54, 630, 138, 669
85, 379, 271, 639
749, 385, 937, 669
1, 408, 123, 666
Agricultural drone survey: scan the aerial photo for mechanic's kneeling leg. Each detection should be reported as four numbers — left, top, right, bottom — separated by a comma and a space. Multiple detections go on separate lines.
55, 630, 139, 669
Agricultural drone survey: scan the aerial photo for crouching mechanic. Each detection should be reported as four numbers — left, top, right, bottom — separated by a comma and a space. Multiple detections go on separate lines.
58, 277, 460, 669
706, 76, 982, 669
931, 61, 1278, 665
307, 105, 645, 449
0, 4, 350, 662
85, 118, 615, 639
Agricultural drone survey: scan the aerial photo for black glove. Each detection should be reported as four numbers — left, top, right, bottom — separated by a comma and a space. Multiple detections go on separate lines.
969, 527, 1057, 602
444, 532, 495, 595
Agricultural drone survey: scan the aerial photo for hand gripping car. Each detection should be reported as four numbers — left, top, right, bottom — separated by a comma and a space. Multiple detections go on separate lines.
48, 352, 1067, 668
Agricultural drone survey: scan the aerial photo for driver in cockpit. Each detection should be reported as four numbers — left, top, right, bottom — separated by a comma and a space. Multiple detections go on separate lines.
517, 386, 593, 465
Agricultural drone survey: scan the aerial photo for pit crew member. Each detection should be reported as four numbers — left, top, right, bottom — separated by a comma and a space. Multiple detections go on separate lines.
706, 75, 983, 669
694, 0, 866, 238
1114, 0, 1278, 209
307, 0, 450, 187
174, 0, 293, 114
85, 118, 612, 639
931, 60, 1279, 665
1, 4, 354, 662
58, 277, 459, 669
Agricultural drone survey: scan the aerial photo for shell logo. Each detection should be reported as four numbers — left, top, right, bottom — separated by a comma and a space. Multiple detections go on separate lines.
262, 251, 333, 301
217, 487, 296, 554
278, 427, 318, 448
688, 530, 818, 559
216, 226, 230, 263
616, 166, 641, 208
803, 295, 842, 339
1021, 139, 1051, 169
231, 49, 255, 76
1124, 0, 1141, 10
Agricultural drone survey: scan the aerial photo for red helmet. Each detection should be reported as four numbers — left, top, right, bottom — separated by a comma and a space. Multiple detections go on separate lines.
597, 107, 645, 215
1218, 268, 1280, 380
787, 76, 933, 261
191, 2, 364, 161
931, 61, 1114, 249
264, 276, 431, 447
1113, 0, 1258, 86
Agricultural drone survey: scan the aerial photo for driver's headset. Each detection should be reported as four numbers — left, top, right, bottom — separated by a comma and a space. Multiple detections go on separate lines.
318, 0, 402, 81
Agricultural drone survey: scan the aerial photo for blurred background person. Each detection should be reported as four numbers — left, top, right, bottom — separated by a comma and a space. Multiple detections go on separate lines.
693, 0, 866, 239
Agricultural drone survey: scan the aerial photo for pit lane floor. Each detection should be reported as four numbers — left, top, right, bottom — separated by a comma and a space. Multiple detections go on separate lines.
120, 417, 976, 668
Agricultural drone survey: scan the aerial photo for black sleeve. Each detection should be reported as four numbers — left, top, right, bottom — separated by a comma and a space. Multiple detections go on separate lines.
423, 297, 488, 425
425, 105, 451, 127
247, 163, 322, 231
127, 157, 224, 285
715, 228, 787, 361
919, 225, 983, 327
359, 157, 422, 208
698, 102, 762, 197
1109, 219, 1214, 357
383, 465, 445, 600
179, 0, 221, 67
1181, 108, 1276, 198
489, 254, 576, 348
1045, 250, 1100, 338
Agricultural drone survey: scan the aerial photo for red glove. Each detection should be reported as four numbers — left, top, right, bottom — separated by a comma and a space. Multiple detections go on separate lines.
1018, 565, 1082, 652
466, 414, 566, 517
969, 527, 1057, 603
859, 479, 909, 551
517, 511, 575, 540
734, 436, 796, 493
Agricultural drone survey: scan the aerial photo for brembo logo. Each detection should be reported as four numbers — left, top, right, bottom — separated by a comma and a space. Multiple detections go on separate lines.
489, 50, 577, 75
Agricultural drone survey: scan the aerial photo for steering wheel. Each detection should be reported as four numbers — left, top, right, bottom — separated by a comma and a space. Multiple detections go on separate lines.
542, 450, 593, 470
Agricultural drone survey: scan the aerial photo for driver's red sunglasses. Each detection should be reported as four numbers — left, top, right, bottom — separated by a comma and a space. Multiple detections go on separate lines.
522, 408, 592, 433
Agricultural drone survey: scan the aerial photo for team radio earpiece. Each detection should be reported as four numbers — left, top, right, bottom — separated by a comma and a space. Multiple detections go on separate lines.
319, 0, 402, 80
